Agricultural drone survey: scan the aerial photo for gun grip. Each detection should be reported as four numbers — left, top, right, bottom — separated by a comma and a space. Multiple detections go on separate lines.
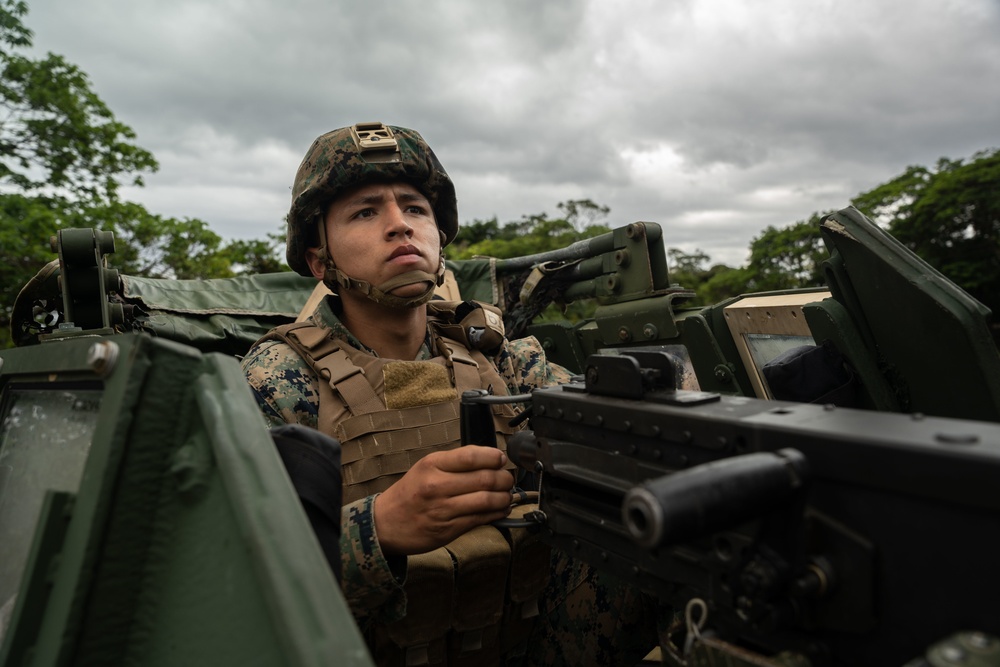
623, 449, 808, 548
460, 389, 497, 447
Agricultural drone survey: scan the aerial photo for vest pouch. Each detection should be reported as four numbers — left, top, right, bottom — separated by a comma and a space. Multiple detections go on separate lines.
498, 503, 551, 658
445, 525, 512, 667
378, 546, 455, 667
428, 301, 506, 355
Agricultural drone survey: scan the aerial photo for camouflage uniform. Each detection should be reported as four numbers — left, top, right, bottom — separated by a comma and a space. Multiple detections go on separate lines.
242, 295, 659, 665
246, 121, 659, 664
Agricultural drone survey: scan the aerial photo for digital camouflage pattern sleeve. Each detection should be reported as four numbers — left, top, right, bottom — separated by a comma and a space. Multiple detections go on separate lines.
241, 337, 406, 628
494, 335, 576, 393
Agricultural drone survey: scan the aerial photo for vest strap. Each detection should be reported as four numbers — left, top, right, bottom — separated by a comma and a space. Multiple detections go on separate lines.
317, 348, 385, 415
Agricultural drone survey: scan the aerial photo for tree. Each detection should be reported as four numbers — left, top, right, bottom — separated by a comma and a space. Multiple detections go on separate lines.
740, 214, 830, 292
0, 194, 62, 333
448, 199, 612, 261
225, 231, 288, 275
0, 0, 157, 202
0, 3, 289, 347
666, 248, 743, 306
852, 149, 1000, 317
446, 200, 613, 326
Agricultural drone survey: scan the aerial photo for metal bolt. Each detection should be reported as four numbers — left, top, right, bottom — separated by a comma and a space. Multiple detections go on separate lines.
618, 327, 632, 342
625, 223, 645, 240
643, 324, 658, 339
87, 341, 119, 377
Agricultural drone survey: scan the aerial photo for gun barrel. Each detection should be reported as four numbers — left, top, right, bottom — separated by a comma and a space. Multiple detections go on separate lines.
622, 449, 809, 548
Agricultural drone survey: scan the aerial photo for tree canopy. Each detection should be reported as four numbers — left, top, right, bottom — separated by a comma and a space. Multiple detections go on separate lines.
447, 199, 612, 261
0, 0, 157, 202
0, 1, 287, 346
852, 148, 1000, 316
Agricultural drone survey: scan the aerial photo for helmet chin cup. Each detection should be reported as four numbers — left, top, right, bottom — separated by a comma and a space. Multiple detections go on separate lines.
323, 257, 445, 309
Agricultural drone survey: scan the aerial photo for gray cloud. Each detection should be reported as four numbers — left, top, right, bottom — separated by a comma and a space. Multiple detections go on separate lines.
24, 0, 1000, 267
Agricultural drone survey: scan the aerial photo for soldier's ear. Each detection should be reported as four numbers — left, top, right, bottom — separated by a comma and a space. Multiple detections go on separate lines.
305, 247, 328, 280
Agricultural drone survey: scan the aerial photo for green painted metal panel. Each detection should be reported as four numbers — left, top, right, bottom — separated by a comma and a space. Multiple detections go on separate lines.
0, 335, 372, 666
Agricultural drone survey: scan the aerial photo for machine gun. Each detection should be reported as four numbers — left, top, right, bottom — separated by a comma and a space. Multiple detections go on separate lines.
471, 351, 1000, 666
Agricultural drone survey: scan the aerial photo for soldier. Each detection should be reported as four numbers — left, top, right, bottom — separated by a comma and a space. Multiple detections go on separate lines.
242, 122, 657, 665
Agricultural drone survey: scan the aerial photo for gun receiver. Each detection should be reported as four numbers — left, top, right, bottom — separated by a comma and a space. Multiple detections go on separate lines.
500, 352, 1000, 666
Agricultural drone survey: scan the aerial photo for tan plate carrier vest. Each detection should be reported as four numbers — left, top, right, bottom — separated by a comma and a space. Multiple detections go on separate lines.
264, 302, 550, 666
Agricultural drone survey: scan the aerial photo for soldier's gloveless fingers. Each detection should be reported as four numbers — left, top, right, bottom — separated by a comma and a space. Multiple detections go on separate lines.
447, 493, 514, 526
425, 467, 514, 499
431, 445, 507, 473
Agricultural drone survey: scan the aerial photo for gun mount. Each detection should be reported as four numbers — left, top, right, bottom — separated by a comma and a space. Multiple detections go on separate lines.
504, 351, 1000, 666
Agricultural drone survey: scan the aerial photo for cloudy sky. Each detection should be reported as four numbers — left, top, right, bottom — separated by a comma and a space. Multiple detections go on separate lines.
25, 0, 1000, 267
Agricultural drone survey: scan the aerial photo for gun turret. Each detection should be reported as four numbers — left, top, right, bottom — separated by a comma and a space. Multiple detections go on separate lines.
501, 351, 1000, 666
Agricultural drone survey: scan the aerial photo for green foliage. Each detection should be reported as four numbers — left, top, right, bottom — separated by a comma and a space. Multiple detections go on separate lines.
447, 200, 612, 325
224, 231, 289, 275
0, 193, 61, 345
0, 2, 286, 347
741, 214, 829, 292
0, 0, 157, 202
698, 266, 752, 305
448, 199, 611, 261
852, 149, 1000, 316
666, 248, 743, 306
670, 214, 829, 309
0, 196, 287, 346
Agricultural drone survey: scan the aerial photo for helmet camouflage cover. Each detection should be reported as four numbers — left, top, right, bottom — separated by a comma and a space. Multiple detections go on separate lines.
286, 122, 459, 276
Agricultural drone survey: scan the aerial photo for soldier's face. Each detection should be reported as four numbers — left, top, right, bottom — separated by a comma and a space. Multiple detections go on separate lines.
306, 182, 441, 298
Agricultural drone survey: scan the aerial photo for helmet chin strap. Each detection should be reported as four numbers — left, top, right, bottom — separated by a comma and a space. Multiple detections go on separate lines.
314, 223, 445, 308
323, 261, 443, 308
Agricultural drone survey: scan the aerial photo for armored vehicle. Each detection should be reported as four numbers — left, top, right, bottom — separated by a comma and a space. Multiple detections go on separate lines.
2, 209, 999, 666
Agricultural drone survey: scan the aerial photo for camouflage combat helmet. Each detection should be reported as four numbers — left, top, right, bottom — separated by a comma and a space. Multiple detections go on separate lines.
286, 122, 458, 278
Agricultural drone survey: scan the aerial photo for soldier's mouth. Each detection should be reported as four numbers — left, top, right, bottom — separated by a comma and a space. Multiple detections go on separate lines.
389, 245, 421, 260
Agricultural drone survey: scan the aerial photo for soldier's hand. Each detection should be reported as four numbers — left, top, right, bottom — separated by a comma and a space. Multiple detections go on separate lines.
373, 445, 514, 555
